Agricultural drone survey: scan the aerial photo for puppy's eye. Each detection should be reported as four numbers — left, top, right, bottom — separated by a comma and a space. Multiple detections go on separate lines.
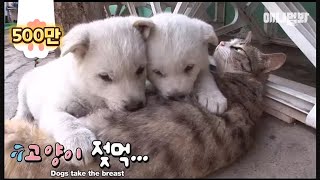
184, 64, 194, 73
99, 73, 112, 82
153, 69, 164, 77
136, 66, 145, 76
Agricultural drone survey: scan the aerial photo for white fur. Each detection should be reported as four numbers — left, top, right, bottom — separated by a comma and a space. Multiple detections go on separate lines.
12, 16, 154, 166
146, 13, 227, 114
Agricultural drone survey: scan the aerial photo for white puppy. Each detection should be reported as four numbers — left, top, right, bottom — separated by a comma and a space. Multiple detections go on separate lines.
12, 16, 155, 166
146, 13, 227, 114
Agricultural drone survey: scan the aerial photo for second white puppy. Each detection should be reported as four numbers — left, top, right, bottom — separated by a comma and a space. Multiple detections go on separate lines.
146, 13, 227, 114
12, 16, 154, 166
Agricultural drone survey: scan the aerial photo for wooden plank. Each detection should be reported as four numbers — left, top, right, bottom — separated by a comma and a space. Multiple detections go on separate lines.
265, 93, 309, 114
306, 104, 316, 128
264, 97, 307, 123
265, 74, 315, 128
268, 74, 316, 98
264, 89, 314, 114
264, 106, 294, 123
265, 87, 314, 112
266, 82, 315, 105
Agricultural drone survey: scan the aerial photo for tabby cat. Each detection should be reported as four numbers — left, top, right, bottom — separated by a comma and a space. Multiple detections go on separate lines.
5, 31, 286, 178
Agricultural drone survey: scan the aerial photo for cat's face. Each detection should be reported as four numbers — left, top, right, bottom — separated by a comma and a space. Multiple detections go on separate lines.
213, 32, 287, 75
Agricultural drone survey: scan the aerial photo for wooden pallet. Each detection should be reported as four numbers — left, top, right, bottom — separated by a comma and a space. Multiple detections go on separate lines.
264, 74, 316, 128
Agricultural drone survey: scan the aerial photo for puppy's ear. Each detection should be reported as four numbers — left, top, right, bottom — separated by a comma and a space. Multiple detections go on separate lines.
132, 18, 155, 40
201, 22, 219, 46
60, 23, 90, 58
261, 53, 287, 73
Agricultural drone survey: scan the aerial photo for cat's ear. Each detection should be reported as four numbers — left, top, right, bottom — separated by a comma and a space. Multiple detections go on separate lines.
243, 31, 252, 44
132, 17, 155, 40
261, 53, 287, 73
201, 23, 219, 46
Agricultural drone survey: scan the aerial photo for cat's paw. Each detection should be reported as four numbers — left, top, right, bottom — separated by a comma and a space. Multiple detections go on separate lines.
58, 128, 96, 166
197, 90, 227, 115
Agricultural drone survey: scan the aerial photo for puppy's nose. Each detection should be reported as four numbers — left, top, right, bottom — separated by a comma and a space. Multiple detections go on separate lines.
219, 41, 225, 46
124, 100, 144, 111
167, 93, 186, 101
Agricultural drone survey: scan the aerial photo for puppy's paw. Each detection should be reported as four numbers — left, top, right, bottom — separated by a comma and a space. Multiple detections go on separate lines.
197, 90, 227, 115
59, 128, 96, 166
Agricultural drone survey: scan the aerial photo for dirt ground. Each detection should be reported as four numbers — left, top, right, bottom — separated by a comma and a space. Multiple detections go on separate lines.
4, 30, 316, 178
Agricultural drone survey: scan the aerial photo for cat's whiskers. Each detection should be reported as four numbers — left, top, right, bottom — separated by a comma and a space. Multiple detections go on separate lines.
222, 51, 229, 74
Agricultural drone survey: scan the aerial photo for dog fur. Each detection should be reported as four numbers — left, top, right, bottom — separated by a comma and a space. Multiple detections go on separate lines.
146, 13, 227, 114
11, 16, 155, 166
4, 32, 287, 178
